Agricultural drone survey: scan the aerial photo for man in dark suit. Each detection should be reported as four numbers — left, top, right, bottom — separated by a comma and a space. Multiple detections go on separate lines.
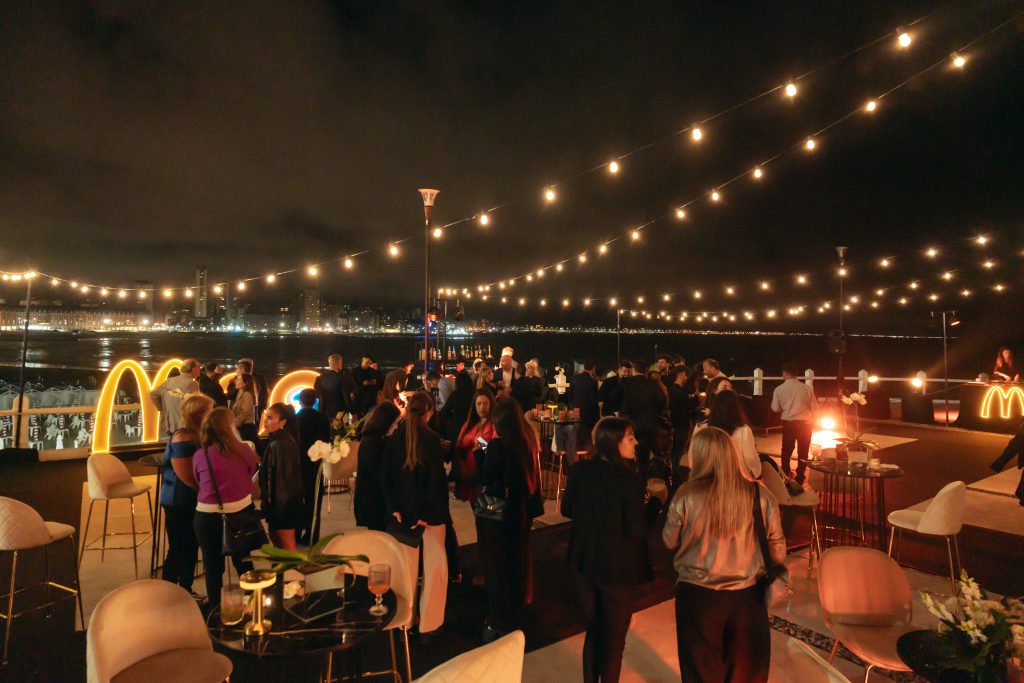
351, 355, 383, 416
567, 360, 600, 447
296, 388, 331, 545
599, 359, 633, 417
619, 359, 666, 478
314, 354, 356, 421
198, 361, 228, 407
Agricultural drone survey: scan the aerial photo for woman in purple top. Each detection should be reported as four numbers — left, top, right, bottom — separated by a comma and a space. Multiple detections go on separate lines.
192, 407, 261, 607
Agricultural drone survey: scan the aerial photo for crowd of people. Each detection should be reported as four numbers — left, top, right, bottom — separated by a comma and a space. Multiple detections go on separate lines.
148, 348, 819, 682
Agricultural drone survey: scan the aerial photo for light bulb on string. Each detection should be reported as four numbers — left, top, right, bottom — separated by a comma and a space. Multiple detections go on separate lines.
266, 274, 276, 283
796, 274, 807, 285
909, 281, 919, 289
608, 160, 620, 174
760, 281, 770, 291
584, 298, 591, 306
983, 260, 995, 269
875, 288, 885, 296
897, 32, 912, 48
526, 275, 533, 282
539, 299, 547, 307
952, 53, 966, 69
753, 167, 763, 179
784, 82, 797, 98
478, 213, 489, 226
432, 227, 443, 239
138, 290, 147, 299
693, 290, 702, 299
631, 230, 640, 240
691, 127, 703, 142
212, 285, 222, 294
389, 243, 399, 257
562, 298, 570, 307
307, 266, 318, 277
865, 99, 878, 113
50, 278, 59, 286
899, 297, 908, 305
163, 289, 172, 298
961, 289, 971, 297
607, 298, 615, 307
536, 269, 544, 278
975, 235, 988, 246
663, 294, 671, 302
80, 285, 89, 293
994, 284, 1006, 292
70, 281, 78, 288
556, 263, 563, 272
726, 286, 735, 295
804, 138, 816, 151
544, 188, 556, 203
185, 289, 193, 299
675, 208, 686, 220
344, 258, 353, 269
880, 258, 890, 268
237, 281, 246, 291
942, 271, 953, 281
599, 244, 608, 254
118, 289, 127, 298
578, 254, 587, 263
100, 288, 109, 297
926, 247, 938, 258
710, 190, 721, 202
637, 296, 645, 304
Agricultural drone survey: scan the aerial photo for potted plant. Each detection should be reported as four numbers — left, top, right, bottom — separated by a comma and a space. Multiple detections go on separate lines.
920, 572, 1024, 682
835, 392, 879, 463
249, 534, 368, 600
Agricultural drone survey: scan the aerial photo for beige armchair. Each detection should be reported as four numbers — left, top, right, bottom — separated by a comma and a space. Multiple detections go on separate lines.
86, 579, 231, 683
416, 630, 525, 683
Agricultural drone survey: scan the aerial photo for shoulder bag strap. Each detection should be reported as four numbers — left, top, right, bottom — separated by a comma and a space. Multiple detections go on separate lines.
751, 484, 776, 577
200, 446, 226, 512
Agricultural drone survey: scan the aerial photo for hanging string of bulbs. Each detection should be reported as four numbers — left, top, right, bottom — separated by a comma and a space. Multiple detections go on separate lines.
457, 15, 1017, 298
0, 6, 984, 297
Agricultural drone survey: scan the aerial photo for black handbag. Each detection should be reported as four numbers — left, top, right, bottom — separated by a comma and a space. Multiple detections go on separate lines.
752, 485, 792, 607
386, 517, 425, 548
474, 490, 508, 522
201, 447, 269, 558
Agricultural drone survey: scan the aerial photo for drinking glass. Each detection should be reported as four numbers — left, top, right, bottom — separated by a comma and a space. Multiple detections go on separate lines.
367, 564, 391, 616
220, 585, 245, 626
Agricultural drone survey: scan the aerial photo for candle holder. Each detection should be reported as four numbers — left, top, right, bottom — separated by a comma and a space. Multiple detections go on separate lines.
239, 569, 277, 636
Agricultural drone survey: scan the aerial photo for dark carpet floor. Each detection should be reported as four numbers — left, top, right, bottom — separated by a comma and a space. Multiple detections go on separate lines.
1, 420, 1022, 681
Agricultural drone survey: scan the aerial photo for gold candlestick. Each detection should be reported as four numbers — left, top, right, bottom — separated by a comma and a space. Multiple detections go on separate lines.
239, 569, 276, 636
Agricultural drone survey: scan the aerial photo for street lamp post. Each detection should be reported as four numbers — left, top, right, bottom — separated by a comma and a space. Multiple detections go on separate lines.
932, 310, 960, 427
13, 273, 34, 449
418, 189, 440, 378
616, 308, 622, 364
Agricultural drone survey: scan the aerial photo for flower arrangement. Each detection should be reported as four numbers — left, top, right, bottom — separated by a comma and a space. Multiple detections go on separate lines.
835, 392, 879, 453
921, 572, 1024, 682
248, 534, 369, 601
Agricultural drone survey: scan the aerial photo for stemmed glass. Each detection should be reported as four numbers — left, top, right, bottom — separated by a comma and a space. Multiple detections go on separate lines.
367, 564, 391, 616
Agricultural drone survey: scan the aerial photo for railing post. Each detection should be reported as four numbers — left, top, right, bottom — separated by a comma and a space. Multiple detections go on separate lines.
804, 368, 814, 388
858, 369, 868, 394
753, 368, 763, 397
916, 370, 927, 394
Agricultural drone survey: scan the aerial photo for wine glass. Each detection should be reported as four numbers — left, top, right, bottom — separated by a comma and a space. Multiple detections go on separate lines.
367, 564, 391, 616
220, 584, 245, 626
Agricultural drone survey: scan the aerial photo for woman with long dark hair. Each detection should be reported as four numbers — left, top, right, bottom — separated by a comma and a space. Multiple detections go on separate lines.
231, 373, 259, 443
260, 402, 305, 551
663, 427, 785, 682
700, 389, 761, 480
994, 346, 1020, 382
561, 416, 655, 683
192, 407, 260, 607
381, 391, 448, 634
454, 389, 497, 503
354, 401, 401, 531
476, 397, 541, 641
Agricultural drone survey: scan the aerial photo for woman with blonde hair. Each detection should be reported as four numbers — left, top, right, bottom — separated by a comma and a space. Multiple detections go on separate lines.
192, 407, 261, 608
381, 391, 448, 634
161, 392, 214, 592
663, 427, 785, 682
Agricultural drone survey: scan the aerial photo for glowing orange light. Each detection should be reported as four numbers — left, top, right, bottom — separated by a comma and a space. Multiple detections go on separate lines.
980, 385, 1024, 420
92, 358, 183, 454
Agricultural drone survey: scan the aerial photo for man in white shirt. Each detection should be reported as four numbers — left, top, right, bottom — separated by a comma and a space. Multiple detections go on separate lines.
771, 362, 818, 484
150, 358, 201, 437
495, 347, 519, 394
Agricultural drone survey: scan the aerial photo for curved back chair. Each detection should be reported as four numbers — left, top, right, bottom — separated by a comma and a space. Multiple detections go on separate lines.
324, 530, 416, 681
887, 481, 966, 598
417, 630, 525, 683
0, 496, 83, 664
81, 453, 153, 579
86, 579, 231, 683
818, 547, 914, 681
761, 464, 822, 568
787, 638, 850, 682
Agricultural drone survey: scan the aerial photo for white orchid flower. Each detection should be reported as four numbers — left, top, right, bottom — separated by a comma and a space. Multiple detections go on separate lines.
841, 396, 854, 405
307, 440, 332, 462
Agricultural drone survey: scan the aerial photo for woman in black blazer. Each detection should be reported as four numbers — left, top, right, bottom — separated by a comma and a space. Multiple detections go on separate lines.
477, 397, 541, 642
353, 402, 400, 531
561, 416, 656, 683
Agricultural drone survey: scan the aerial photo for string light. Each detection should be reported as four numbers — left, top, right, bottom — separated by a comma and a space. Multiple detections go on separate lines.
70, 281, 78, 288
562, 298, 570, 307
544, 188, 556, 203
983, 260, 995, 269
865, 99, 878, 112
637, 296, 645, 304
975, 235, 988, 245
118, 289, 127, 298
539, 299, 547, 307
875, 288, 885, 296
929, 293, 939, 301
388, 243, 399, 257
675, 208, 686, 220
994, 284, 1006, 292
942, 271, 953, 280
796, 274, 807, 285
607, 298, 615, 306
926, 247, 939, 258
307, 266, 318, 277
725, 286, 735, 295
909, 281, 919, 289
880, 258, 890, 268
584, 298, 591, 306
753, 167, 763, 179
599, 244, 608, 254
212, 285, 223, 294
50, 278, 58, 286
952, 53, 966, 69
693, 291, 702, 299
267, 274, 276, 283
536, 269, 544, 278
478, 213, 490, 226
691, 127, 703, 142
784, 82, 797, 97
899, 297, 908, 305
556, 263, 563, 272
760, 281, 770, 291
185, 289, 193, 299
237, 281, 246, 291
961, 289, 971, 297
138, 290, 147, 299
608, 161, 620, 174
80, 285, 89, 293
100, 288, 109, 297
897, 32, 912, 48
710, 190, 721, 202
432, 227, 443, 239
578, 254, 587, 263
344, 258, 354, 269
804, 138, 816, 151
163, 289, 172, 298
631, 230, 640, 240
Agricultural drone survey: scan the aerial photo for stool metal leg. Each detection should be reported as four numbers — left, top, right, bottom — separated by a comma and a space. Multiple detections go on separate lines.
946, 536, 958, 599
130, 498, 139, 579
887, 525, 895, 556
2, 550, 17, 665
389, 628, 399, 682
69, 536, 84, 631
78, 500, 95, 570
101, 500, 110, 562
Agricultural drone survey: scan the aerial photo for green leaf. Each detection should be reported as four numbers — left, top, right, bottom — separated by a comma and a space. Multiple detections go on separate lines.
309, 533, 341, 558
258, 545, 308, 560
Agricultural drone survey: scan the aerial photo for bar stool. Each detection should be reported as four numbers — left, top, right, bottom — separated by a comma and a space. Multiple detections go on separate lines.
887, 480, 966, 598
0, 496, 84, 665
79, 453, 154, 579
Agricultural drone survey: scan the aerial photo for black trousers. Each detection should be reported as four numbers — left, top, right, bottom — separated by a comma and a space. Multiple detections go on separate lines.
571, 572, 634, 683
162, 504, 198, 589
478, 517, 529, 634
635, 430, 656, 479
444, 513, 461, 578
300, 456, 320, 544
194, 510, 254, 606
675, 582, 770, 683
780, 420, 812, 483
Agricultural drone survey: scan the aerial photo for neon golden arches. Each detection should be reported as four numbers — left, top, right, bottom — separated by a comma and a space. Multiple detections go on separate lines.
91, 358, 184, 454
979, 385, 1024, 420
219, 372, 237, 393
259, 369, 320, 435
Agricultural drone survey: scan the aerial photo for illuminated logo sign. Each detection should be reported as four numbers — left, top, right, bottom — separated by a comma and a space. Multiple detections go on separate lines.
92, 358, 183, 454
979, 385, 1024, 419
218, 369, 321, 434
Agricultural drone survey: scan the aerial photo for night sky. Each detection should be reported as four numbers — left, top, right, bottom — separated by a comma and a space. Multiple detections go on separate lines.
1, 1, 1022, 335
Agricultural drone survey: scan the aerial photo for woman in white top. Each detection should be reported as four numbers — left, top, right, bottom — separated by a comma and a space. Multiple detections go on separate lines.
685, 389, 761, 480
